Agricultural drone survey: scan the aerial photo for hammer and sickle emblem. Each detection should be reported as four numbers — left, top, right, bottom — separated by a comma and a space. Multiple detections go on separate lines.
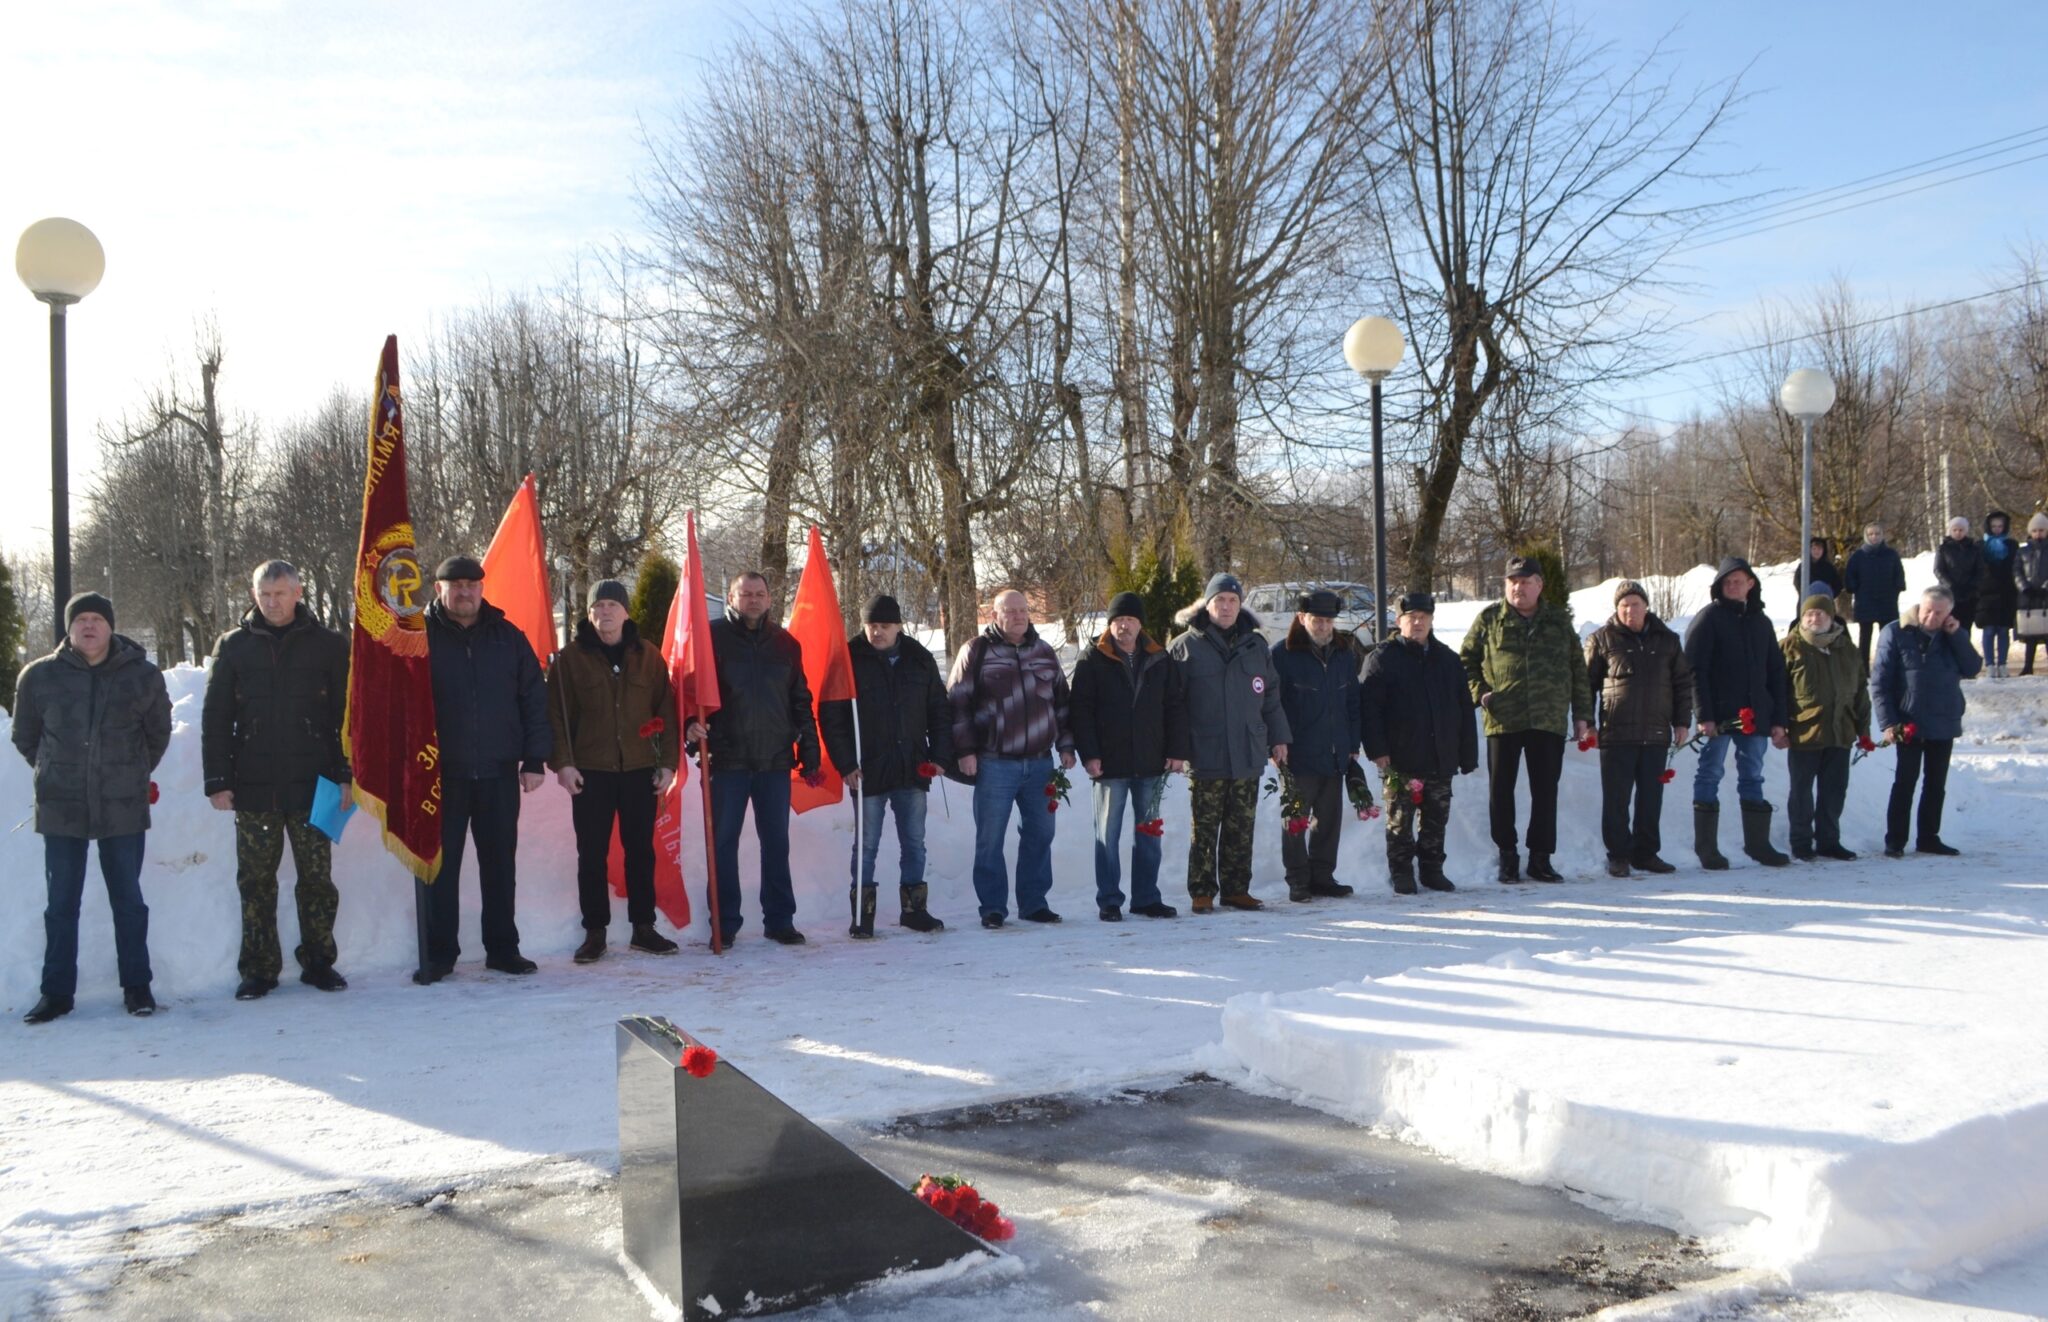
376, 549, 428, 618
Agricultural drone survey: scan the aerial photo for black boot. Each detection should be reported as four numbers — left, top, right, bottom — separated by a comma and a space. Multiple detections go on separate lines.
1694, 804, 1729, 871
1418, 860, 1457, 893
1388, 855, 1418, 895
573, 932, 606, 964
1497, 849, 1522, 884
849, 884, 878, 939
1740, 801, 1790, 867
1526, 855, 1563, 882
235, 976, 278, 1001
1308, 880, 1355, 898
630, 925, 678, 955
1633, 852, 1677, 874
299, 966, 348, 991
23, 994, 72, 1025
900, 884, 945, 932
1605, 855, 1631, 878
124, 987, 157, 1017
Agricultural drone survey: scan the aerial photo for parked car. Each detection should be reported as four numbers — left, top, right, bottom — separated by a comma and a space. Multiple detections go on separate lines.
1241, 581, 1392, 647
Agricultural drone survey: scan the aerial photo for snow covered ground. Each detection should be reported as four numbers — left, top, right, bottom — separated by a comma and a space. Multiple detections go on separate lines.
4, 555, 2045, 1319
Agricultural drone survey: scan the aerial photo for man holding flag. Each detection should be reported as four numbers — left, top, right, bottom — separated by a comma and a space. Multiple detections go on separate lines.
684, 571, 822, 948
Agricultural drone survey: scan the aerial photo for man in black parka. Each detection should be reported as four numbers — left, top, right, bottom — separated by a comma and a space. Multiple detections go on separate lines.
1682, 557, 1791, 871
1360, 593, 1478, 895
417, 556, 552, 983
203, 560, 353, 1000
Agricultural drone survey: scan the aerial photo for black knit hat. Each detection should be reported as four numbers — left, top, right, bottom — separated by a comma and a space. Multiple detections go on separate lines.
1106, 591, 1146, 623
64, 592, 114, 630
588, 579, 630, 609
863, 593, 904, 625
1203, 572, 1244, 600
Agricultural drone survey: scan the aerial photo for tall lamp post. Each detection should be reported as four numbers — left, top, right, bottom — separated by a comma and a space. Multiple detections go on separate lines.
1344, 316, 1405, 644
1779, 368, 1837, 600
15, 218, 106, 640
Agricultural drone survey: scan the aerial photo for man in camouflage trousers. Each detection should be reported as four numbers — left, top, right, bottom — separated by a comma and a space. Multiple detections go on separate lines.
203, 561, 353, 1000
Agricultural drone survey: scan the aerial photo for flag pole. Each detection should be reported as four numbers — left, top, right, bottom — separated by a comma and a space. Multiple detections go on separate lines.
697, 700, 723, 955
849, 692, 866, 934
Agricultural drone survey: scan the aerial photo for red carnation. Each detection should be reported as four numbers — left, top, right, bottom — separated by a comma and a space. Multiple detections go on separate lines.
917, 761, 943, 779
1045, 784, 1059, 797
1286, 815, 1313, 835
1856, 734, 1877, 752
1406, 777, 1424, 805
1902, 723, 1918, 742
148, 781, 160, 805
639, 717, 665, 739
1738, 707, 1757, 735
1577, 730, 1599, 752
1659, 769, 1676, 784
953, 1186, 981, 1216
1138, 818, 1165, 837
1046, 801, 1057, 813
680, 1044, 718, 1079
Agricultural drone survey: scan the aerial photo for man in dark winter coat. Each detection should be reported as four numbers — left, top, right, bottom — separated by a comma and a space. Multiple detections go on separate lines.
1843, 524, 1907, 667
417, 556, 553, 983
1459, 555, 1592, 884
1069, 591, 1189, 921
948, 589, 1076, 927
1872, 586, 1981, 856
1935, 516, 1984, 636
1682, 557, 1791, 870
14, 593, 173, 1023
1360, 592, 1477, 894
547, 579, 680, 964
820, 594, 954, 936
1585, 581, 1693, 877
1977, 511, 2019, 679
1272, 590, 1367, 902
1169, 574, 1292, 912
684, 571, 822, 947
202, 561, 352, 1001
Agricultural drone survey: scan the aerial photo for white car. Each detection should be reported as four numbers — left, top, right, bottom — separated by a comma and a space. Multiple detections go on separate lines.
1241, 581, 1391, 647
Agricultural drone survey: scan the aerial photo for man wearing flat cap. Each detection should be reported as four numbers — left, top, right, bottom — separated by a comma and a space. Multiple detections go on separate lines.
1585, 581, 1693, 877
821, 593, 954, 936
547, 578, 680, 964
1361, 592, 1477, 894
1460, 555, 1593, 883
416, 555, 553, 983
1068, 590, 1189, 921
15, 593, 173, 1023
1271, 589, 1367, 902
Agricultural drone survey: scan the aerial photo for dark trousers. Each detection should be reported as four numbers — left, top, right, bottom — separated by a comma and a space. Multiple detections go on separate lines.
1787, 747, 1851, 853
425, 774, 523, 966
1598, 743, 1666, 861
571, 768, 657, 931
711, 769, 795, 938
1281, 771, 1346, 890
1886, 738, 1954, 849
2022, 639, 2041, 675
235, 810, 338, 981
1856, 620, 1879, 668
42, 833, 150, 999
1487, 730, 1565, 855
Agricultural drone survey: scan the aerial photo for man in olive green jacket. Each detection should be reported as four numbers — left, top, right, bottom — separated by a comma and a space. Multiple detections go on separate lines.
547, 580, 681, 962
1459, 556, 1593, 883
1780, 592, 1870, 862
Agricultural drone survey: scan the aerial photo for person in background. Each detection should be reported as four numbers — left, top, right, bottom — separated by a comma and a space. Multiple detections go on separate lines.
1976, 511, 2018, 680
1584, 581, 1692, 877
1067, 591, 1188, 922
1804, 537, 1843, 599
1359, 592, 1477, 895
1934, 516, 1984, 640
1780, 593, 1869, 862
14, 593, 173, 1023
2016, 513, 2048, 677
1843, 524, 1907, 668
1871, 585, 1981, 857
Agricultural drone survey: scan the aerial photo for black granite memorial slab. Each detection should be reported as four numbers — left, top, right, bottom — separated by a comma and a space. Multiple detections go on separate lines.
617, 1016, 993, 1318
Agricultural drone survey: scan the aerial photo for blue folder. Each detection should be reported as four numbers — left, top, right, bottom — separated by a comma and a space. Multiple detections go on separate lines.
310, 776, 358, 843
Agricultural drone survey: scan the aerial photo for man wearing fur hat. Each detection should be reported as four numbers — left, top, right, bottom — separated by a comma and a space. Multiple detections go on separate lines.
548, 579, 680, 964
1068, 591, 1189, 921
1585, 581, 1693, 877
1780, 592, 1869, 862
15, 593, 172, 1023
1271, 589, 1368, 902
1168, 573, 1291, 912
821, 594, 955, 935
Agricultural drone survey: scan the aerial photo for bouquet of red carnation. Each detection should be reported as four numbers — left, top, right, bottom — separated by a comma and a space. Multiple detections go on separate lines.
1576, 729, 1600, 752
1854, 723, 1917, 764
1737, 707, 1758, 736
1263, 764, 1314, 834
1135, 818, 1166, 838
1342, 759, 1380, 821
1044, 766, 1073, 814
1659, 768, 1677, 784
914, 1173, 1015, 1242
916, 761, 944, 781
1406, 777, 1424, 805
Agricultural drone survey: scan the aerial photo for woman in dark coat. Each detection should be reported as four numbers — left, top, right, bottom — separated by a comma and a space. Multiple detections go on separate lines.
1805, 538, 1844, 598
2018, 512, 2048, 677
1976, 510, 2019, 678
1934, 516, 1984, 637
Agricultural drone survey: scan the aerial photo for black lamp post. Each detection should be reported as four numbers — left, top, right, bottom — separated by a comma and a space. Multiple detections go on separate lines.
15, 218, 106, 640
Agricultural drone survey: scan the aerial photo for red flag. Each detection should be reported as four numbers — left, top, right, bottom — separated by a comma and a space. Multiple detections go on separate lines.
343, 337, 442, 879
786, 525, 854, 813
614, 513, 722, 928
481, 473, 555, 669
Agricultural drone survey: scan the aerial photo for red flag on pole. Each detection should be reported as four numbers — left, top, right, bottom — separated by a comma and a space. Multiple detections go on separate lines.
343, 336, 442, 879
787, 525, 854, 814
481, 473, 555, 669
616, 513, 723, 929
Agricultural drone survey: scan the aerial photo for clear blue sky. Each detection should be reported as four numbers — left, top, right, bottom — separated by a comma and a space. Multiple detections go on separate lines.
5, 0, 2045, 553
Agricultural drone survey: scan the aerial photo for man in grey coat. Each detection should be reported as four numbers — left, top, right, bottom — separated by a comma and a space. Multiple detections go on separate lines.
14, 593, 173, 1023
1168, 573, 1292, 911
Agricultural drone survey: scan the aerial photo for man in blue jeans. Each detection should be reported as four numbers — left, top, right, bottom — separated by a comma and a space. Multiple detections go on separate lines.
1682, 558, 1792, 869
948, 589, 1077, 927
687, 572, 822, 947
1069, 592, 1190, 921
14, 593, 173, 1023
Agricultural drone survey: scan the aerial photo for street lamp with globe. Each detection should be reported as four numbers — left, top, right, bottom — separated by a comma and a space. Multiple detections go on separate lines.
15, 218, 106, 639
1344, 316, 1405, 644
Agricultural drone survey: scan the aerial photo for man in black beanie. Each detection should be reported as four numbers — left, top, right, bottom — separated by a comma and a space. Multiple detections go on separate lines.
821, 593, 954, 935
1070, 591, 1188, 920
